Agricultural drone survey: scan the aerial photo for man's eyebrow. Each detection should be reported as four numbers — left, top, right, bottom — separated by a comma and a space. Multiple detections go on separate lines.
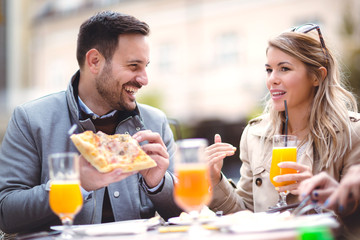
127, 60, 150, 66
127, 60, 143, 64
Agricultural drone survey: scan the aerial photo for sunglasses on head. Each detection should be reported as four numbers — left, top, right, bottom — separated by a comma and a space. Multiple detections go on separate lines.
290, 23, 329, 66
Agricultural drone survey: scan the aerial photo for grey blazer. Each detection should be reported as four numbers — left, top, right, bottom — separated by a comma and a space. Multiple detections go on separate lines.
0, 71, 182, 234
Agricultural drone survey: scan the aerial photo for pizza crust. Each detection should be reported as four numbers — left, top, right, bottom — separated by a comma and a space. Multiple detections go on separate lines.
70, 131, 157, 173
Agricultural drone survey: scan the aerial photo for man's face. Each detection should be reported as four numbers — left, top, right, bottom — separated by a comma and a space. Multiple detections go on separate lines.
95, 34, 150, 111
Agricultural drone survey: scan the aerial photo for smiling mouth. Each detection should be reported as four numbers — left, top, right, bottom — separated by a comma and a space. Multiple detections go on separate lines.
125, 86, 138, 95
272, 91, 286, 97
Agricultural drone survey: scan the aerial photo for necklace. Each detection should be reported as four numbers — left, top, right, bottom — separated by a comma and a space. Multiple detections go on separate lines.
289, 126, 309, 138
288, 127, 310, 145
289, 126, 308, 135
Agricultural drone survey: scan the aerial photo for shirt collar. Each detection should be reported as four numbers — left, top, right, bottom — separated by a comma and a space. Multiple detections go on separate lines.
78, 96, 117, 119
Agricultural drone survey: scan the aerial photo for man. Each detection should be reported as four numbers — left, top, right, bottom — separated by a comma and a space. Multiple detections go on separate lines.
0, 11, 182, 234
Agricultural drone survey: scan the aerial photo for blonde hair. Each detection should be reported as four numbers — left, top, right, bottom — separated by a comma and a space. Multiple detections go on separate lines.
262, 31, 357, 168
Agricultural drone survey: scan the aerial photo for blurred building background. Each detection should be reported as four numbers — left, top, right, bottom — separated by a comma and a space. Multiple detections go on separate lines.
1, 0, 359, 180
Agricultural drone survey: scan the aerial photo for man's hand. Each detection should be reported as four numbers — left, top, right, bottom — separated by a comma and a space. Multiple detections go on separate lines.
132, 130, 169, 188
79, 156, 137, 191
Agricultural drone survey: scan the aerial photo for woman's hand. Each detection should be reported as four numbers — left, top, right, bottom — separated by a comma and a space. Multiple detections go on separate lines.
205, 134, 236, 186
273, 161, 312, 195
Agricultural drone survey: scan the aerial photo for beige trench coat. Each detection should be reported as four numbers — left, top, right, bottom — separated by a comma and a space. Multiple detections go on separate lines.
209, 112, 360, 214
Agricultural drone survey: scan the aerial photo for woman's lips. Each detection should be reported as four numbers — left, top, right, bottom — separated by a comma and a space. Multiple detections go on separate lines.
270, 90, 286, 100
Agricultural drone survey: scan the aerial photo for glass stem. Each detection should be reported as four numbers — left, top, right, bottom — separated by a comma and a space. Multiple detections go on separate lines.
278, 191, 288, 207
187, 210, 210, 238
61, 217, 74, 239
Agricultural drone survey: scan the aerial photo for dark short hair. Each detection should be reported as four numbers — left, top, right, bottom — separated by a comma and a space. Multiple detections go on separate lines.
76, 11, 150, 68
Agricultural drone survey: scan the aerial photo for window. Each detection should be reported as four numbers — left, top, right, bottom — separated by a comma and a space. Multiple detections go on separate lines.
214, 32, 239, 65
158, 43, 176, 73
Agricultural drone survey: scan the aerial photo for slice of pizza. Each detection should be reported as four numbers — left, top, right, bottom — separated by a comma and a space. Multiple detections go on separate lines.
70, 131, 157, 173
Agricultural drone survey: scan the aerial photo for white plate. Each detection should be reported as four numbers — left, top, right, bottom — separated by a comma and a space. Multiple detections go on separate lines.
167, 216, 218, 225
51, 218, 160, 236
210, 211, 339, 234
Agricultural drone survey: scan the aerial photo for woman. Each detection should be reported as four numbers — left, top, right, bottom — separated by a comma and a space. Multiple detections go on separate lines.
207, 24, 360, 214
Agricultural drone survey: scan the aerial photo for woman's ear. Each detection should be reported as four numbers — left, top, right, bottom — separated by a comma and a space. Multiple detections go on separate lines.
85, 49, 104, 74
313, 66, 327, 87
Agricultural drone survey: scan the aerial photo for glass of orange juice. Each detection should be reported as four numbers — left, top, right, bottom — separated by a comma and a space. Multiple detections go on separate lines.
270, 135, 297, 208
49, 153, 83, 239
173, 138, 211, 235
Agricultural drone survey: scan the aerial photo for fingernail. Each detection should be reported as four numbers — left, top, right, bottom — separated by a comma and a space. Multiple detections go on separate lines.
275, 187, 280, 191
273, 176, 278, 182
313, 191, 318, 198
134, 136, 142, 141
338, 205, 344, 213
232, 147, 237, 151
324, 199, 329, 207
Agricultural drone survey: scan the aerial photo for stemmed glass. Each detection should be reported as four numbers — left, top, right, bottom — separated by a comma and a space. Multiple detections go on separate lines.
49, 153, 83, 239
173, 138, 212, 236
269, 135, 298, 208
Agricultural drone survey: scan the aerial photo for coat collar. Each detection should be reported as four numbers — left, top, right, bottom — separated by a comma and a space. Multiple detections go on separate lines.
248, 114, 272, 138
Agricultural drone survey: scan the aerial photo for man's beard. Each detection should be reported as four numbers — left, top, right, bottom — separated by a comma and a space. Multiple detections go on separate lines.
95, 64, 135, 111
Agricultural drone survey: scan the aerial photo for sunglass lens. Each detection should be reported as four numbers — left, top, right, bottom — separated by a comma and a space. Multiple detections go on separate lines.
295, 24, 317, 33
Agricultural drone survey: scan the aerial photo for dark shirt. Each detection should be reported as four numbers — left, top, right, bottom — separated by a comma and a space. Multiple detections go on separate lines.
77, 99, 136, 223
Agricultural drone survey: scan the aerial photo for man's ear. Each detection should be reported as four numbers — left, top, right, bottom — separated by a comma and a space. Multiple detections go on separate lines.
313, 66, 327, 87
85, 49, 104, 74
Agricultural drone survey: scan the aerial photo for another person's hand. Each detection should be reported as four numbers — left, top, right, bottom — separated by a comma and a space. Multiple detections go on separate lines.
79, 156, 137, 191
324, 164, 360, 214
298, 171, 339, 204
298, 165, 360, 215
273, 161, 312, 195
205, 134, 236, 186
132, 130, 169, 188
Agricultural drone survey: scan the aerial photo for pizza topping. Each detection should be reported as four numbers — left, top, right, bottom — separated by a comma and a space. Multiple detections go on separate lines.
70, 130, 157, 173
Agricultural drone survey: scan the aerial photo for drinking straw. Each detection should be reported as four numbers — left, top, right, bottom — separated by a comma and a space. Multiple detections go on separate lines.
284, 100, 288, 147
67, 124, 77, 152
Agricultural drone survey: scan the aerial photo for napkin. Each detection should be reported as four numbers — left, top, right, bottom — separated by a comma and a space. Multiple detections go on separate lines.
51, 218, 160, 236
80, 221, 147, 236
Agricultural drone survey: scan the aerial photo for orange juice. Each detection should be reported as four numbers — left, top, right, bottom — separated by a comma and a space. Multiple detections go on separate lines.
49, 181, 83, 220
270, 147, 297, 187
174, 164, 211, 211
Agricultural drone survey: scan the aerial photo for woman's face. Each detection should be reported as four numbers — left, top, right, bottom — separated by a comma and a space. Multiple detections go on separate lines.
265, 46, 318, 113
